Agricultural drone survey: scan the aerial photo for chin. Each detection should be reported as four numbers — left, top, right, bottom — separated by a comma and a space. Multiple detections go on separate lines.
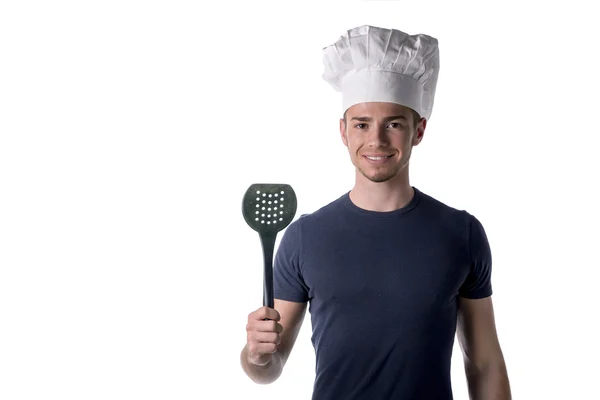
370, 174, 397, 183
359, 169, 399, 183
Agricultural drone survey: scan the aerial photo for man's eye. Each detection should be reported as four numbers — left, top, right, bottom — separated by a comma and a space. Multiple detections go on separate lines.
355, 123, 367, 129
388, 123, 403, 129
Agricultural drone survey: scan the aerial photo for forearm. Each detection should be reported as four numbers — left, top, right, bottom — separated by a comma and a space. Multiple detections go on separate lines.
465, 359, 512, 400
240, 344, 284, 384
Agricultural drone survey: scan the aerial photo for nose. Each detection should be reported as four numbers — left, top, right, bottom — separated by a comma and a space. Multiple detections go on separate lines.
367, 124, 390, 147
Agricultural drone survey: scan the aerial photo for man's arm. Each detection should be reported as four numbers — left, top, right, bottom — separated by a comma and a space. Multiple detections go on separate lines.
240, 299, 307, 384
457, 296, 512, 400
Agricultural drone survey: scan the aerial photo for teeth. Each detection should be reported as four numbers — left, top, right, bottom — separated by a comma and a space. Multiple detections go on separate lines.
366, 156, 389, 160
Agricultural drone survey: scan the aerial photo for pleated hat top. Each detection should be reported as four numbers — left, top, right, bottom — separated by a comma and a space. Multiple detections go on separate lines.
322, 25, 440, 121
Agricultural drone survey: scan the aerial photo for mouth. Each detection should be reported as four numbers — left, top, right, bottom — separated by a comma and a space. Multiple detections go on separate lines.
363, 154, 394, 166
362, 154, 394, 165
364, 155, 392, 161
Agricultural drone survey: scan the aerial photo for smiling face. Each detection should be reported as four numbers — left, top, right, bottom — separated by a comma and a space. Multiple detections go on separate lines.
340, 102, 426, 184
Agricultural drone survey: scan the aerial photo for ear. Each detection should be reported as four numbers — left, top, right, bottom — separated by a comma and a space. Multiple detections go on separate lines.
412, 118, 427, 146
339, 118, 348, 147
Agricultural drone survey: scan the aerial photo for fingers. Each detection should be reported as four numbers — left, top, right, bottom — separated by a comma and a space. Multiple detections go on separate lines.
247, 331, 281, 354
250, 331, 282, 345
247, 319, 283, 333
246, 306, 285, 365
251, 306, 281, 322
246, 311, 284, 336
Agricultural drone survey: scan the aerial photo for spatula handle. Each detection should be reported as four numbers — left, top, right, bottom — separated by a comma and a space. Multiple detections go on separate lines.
259, 232, 277, 310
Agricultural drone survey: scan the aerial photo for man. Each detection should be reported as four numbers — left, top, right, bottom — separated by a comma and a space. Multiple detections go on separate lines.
240, 25, 511, 399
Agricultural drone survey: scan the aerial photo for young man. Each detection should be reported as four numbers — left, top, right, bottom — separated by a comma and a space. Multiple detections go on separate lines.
240, 25, 511, 399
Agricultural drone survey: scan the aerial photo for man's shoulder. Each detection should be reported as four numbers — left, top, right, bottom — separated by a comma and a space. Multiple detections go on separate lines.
415, 187, 481, 231
418, 187, 470, 216
285, 192, 349, 231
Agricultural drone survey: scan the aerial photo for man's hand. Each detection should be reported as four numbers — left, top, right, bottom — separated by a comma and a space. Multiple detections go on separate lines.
245, 306, 284, 367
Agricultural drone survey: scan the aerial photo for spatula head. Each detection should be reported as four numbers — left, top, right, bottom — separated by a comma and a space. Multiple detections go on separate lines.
242, 183, 297, 234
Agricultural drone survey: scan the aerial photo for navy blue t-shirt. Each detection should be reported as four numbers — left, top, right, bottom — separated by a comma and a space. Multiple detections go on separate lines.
273, 187, 492, 400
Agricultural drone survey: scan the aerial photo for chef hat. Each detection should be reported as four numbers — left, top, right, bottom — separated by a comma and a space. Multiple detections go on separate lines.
322, 25, 440, 121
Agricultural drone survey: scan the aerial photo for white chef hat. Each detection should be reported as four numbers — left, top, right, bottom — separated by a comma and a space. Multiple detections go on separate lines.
322, 25, 440, 121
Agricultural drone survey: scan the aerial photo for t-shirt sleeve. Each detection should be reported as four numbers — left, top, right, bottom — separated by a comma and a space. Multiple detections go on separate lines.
459, 212, 493, 299
273, 217, 310, 303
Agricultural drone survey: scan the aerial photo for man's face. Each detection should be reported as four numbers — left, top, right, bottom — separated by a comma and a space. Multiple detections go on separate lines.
339, 102, 425, 183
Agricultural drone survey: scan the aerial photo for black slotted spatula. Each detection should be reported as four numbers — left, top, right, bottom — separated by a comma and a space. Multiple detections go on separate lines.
242, 183, 297, 309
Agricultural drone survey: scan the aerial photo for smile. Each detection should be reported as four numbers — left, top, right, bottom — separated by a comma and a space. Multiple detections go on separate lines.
364, 155, 392, 160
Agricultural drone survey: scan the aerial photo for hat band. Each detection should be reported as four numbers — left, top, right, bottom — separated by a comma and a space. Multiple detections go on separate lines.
341, 69, 425, 118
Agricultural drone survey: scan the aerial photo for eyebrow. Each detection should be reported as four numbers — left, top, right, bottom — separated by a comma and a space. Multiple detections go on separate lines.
350, 115, 407, 122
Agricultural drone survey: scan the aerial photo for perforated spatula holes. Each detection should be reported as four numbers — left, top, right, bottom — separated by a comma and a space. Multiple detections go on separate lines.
244, 185, 293, 229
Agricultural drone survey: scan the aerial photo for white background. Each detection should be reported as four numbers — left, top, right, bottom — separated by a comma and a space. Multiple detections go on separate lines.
1, 0, 599, 399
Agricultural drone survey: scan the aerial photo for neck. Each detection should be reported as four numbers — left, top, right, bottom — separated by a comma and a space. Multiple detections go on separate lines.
349, 168, 415, 212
